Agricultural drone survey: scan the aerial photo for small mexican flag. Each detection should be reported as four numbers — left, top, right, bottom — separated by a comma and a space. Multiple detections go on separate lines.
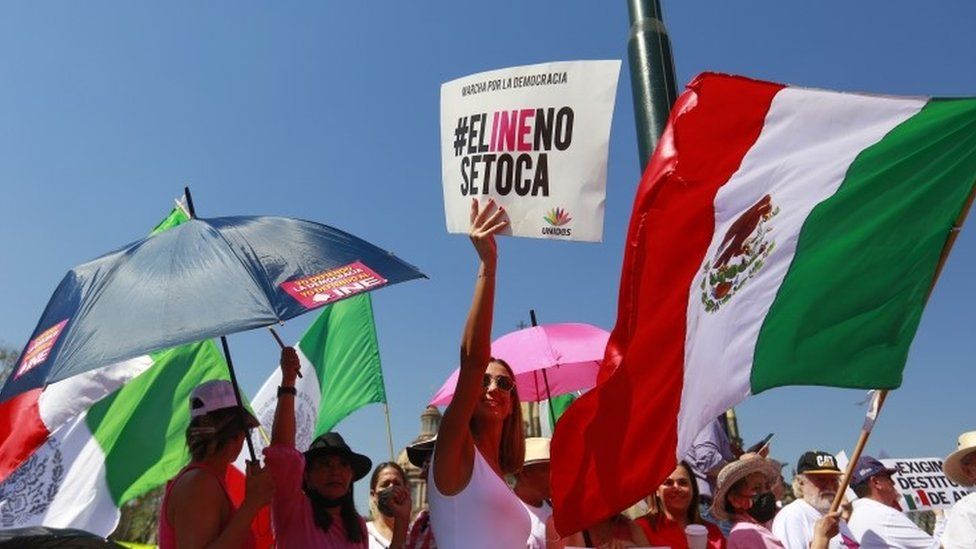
552, 72, 976, 532
237, 292, 386, 461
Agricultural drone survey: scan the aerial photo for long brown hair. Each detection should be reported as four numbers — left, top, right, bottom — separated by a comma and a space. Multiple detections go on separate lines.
645, 460, 703, 530
470, 358, 524, 475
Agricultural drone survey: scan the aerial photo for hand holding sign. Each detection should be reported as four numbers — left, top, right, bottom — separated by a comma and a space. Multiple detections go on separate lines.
469, 198, 508, 268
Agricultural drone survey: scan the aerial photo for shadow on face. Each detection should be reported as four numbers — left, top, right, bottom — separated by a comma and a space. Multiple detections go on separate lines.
305, 454, 354, 499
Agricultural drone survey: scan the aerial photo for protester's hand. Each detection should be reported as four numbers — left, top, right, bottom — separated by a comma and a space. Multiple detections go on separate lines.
812, 511, 841, 548
279, 347, 300, 385
469, 198, 507, 268
244, 460, 274, 509
388, 485, 412, 521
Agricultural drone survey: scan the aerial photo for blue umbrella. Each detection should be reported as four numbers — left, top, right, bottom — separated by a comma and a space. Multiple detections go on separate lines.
0, 196, 425, 458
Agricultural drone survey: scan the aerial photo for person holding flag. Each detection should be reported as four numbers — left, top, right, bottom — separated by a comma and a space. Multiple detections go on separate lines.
428, 199, 532, 548
264, 347, 411, 548
158, 380, 273, 549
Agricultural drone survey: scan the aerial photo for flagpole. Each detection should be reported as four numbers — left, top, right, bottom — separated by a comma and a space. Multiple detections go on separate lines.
829, 180, 976, 514
628, 0, 678, 170
829, 390, 887, 513
268, 327, 302, 378
383, 403, 395, 462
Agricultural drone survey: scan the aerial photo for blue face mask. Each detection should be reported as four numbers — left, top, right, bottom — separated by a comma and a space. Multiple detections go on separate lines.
747, 492, 778, 523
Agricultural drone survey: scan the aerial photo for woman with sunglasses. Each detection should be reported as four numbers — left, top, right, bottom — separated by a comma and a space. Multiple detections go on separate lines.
429, 198, 531, 549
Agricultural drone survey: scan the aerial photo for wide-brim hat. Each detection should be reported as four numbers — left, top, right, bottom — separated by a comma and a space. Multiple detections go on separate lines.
710, 454, 781, 521
406, 436, 436, 468
524, 437, 551, 467
305, 432, 372, 481
944, 431, 976, 486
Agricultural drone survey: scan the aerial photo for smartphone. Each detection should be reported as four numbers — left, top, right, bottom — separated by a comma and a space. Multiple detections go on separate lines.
747, 432, 774, 453
377, 485, 397, 517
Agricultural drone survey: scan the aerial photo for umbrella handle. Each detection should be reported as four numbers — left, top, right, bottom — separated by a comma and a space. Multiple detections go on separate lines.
220, 336, 257, 462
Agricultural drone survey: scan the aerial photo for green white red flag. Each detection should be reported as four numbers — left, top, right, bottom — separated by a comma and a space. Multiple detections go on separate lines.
0, 203, 265, 539
551, 73, 976, 533
237, 292, 386, 461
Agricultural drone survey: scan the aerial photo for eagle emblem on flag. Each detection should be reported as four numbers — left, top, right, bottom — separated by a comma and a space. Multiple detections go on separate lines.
700, 194, 779, 312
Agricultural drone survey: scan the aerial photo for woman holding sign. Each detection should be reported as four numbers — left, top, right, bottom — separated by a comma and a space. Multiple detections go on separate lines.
428, 199, 533, 549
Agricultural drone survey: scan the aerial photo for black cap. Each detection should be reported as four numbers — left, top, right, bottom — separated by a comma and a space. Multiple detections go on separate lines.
796, 451, 842, 475
305, 432, 372, 481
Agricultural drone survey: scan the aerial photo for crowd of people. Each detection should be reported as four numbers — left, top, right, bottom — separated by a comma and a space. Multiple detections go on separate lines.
159, 201, 976, 548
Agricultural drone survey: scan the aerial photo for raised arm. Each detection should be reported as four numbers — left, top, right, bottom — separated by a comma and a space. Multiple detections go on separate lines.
270, 347, 301, 448
433, 199, 507, 495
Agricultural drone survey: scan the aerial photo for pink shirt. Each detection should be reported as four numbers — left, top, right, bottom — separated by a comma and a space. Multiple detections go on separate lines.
728, 520, 785, 549
263, 444, 367, 549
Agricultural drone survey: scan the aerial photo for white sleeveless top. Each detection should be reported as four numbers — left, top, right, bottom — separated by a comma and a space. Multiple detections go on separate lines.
524, 500, 552, 549
428, 445, 533, 548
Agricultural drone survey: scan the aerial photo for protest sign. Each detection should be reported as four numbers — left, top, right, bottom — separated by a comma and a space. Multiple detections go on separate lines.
882, 457, 972, 511
440, 60, 620, 242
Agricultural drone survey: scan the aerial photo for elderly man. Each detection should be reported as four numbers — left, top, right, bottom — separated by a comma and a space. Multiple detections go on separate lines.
772, 451, 848, 549
942, 431, 976, 548
847, 455, 943, 548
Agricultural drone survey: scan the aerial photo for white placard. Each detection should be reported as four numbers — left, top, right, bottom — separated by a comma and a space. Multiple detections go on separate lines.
881, 457, 973, 511
440, 60, 621, 242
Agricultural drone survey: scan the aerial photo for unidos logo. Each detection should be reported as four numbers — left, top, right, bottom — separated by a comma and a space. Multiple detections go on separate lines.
543, 207, 572, 226
542, 207, 572, 236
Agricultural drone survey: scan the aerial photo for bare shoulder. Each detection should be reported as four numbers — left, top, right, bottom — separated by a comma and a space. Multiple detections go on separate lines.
169, 469, 224, 508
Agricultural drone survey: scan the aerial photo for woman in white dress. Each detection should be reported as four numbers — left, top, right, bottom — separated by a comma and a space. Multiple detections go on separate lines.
429, 199, 532, 548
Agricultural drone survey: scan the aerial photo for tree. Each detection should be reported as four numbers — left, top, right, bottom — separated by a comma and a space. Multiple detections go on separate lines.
0, 344, 20, 387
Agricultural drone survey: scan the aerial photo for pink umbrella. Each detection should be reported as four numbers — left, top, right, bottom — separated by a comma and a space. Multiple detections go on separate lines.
428, 323, 609, 406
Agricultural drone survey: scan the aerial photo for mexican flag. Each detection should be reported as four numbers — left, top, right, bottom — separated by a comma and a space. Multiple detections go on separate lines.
0, 203, 252, 536
551, 73, 976, 532
0, 204, 194, 485
236, 292, 385, 462
0, 342, 229, 533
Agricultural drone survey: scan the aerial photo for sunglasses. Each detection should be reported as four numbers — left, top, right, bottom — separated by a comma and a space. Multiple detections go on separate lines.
482, 373, 515, 392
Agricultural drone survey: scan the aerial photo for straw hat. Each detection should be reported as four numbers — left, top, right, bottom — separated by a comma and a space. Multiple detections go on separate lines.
710, 454, 781, 521
524, 437, 551, 467
943, 431, 976, 486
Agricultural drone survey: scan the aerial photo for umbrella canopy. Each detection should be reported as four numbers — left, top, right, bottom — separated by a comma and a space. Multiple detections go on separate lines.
1, 216, 425, 404
428, 323, 609, 405
0, 526, 123, 548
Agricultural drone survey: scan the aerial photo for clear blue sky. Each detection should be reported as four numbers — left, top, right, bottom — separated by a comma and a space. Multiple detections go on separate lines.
1, 2, 974, 511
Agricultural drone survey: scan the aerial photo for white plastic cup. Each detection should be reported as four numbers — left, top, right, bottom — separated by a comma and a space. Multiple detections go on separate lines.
685, 523, 708, 549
